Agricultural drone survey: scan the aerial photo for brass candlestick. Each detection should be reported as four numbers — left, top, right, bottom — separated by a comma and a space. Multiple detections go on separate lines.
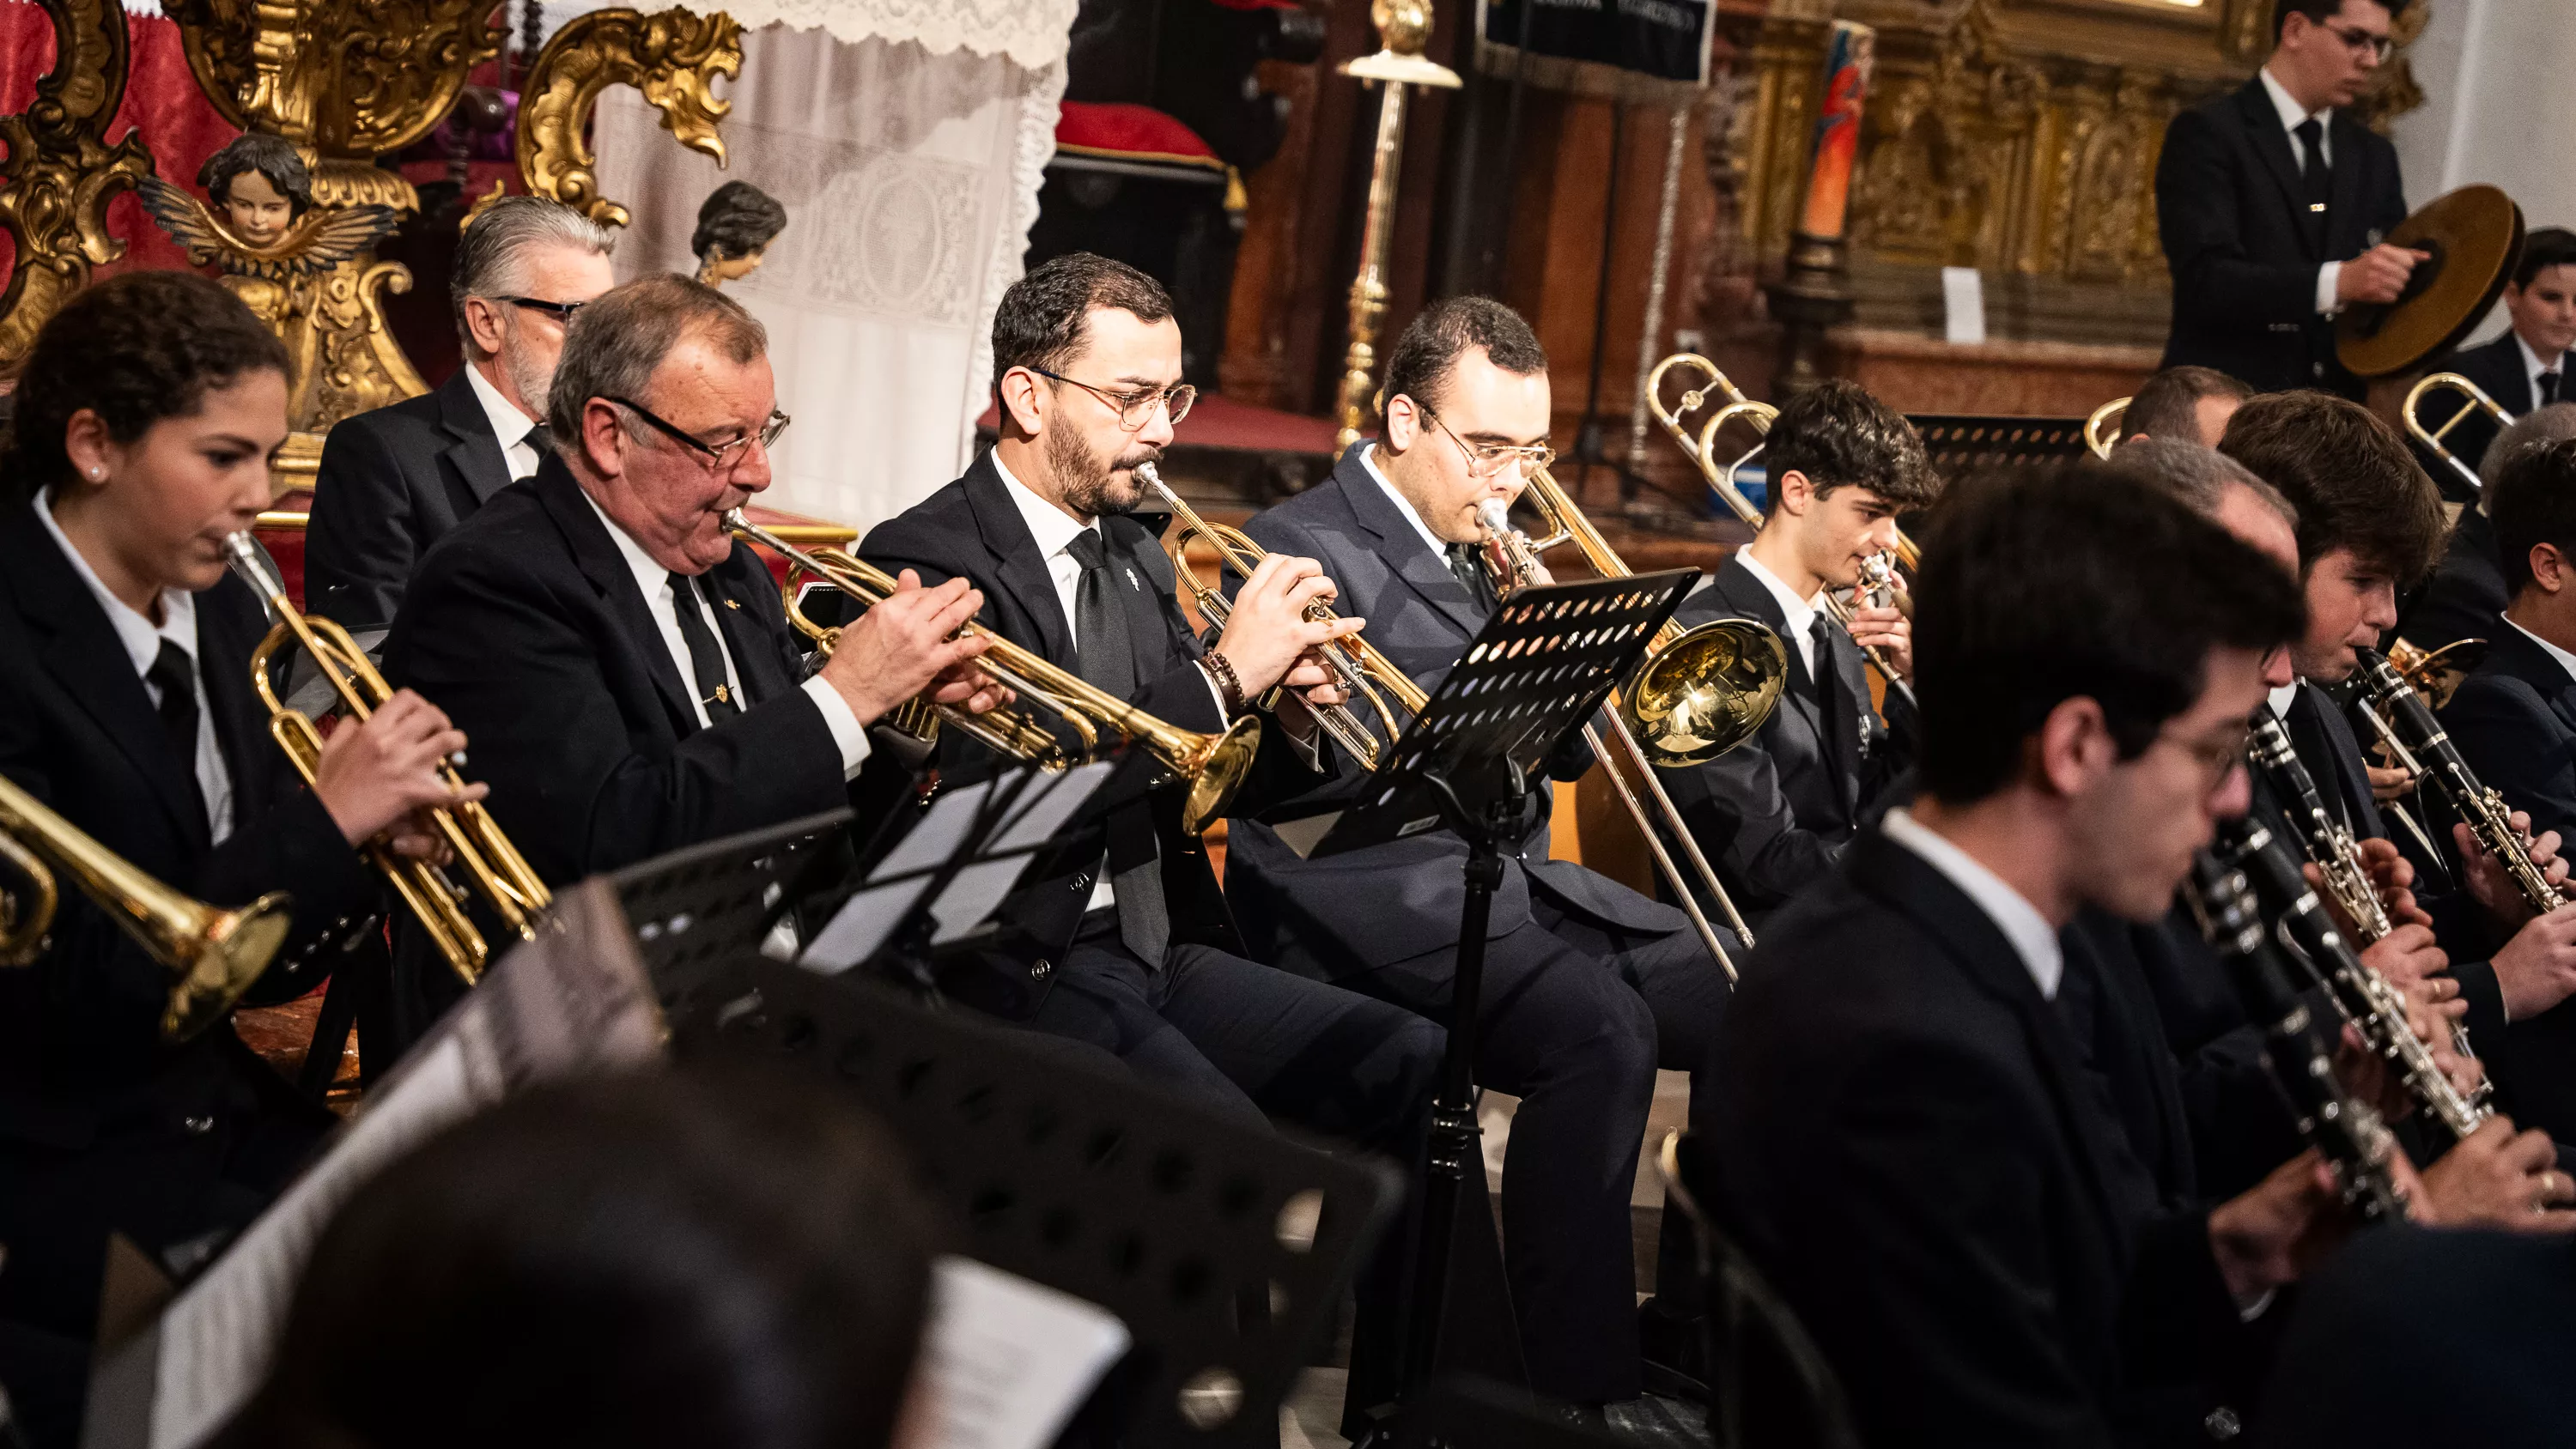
1332, 1, 1460, 452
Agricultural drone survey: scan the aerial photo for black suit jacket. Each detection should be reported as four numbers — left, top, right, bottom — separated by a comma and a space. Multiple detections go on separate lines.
2427, 330, 2568, 483
860, 451, 1321, 973
1218, 446, 1687, 974
1700, 828, 2248, 1447
307, 369, 519, 629
2156, 79, 2408, 397
382, 457, 850, 889
1658, 554, 1914, 921
0, 497, 375, 1353
2393, 505, 2505, 655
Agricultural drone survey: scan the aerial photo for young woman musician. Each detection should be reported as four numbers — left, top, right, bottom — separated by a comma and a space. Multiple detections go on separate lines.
0, 270, 475, 1448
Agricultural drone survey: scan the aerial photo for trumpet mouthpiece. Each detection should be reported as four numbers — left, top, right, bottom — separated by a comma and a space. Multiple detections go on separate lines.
1474, 500, 1513, 536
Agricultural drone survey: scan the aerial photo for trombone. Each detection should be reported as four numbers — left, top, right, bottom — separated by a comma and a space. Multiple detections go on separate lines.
0, 771, 293, 1040
223, 534, 551, 986
1475, 494, 1784, 979
723, 510, 1261, 834
2403, 371, 2517, 496
2084, 396, 2129, 459
1644, 353, 1913, 695
1143, 462, 1416, 770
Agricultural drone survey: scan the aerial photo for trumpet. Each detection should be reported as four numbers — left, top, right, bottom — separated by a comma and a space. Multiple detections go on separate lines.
1140, 463, 1417, 770
2403, 372, 2516, 496
222, 534, 550, 986
1474, 495, 1780, 979
0, 771, 292, 1041
723, 511, 1260, 834
2083, 396, 2129, 459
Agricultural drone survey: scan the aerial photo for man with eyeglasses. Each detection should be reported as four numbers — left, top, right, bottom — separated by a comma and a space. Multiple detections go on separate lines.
309, 197, 622, 631
380, 274, 1012, 1048
2155, 0, 2417, 399
1222, 296, 1726, 1428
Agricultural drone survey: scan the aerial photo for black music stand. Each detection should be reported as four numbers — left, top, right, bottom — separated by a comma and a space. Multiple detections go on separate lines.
1306, 570, 1697, 1403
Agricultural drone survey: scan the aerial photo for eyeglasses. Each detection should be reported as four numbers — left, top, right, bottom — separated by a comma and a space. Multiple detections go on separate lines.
605, 395, 792, 469
1425, 409, 1555, 479
2317, 20, 2391, 61
1028, 367, 1196, 431
2164, 723, 2255, 791
501, 296, 588, 322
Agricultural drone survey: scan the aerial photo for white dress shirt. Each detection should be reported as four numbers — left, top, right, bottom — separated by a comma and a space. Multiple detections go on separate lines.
2268, 681, 2301, 721
577, 490, 872, 777
464, 359, 549, 481
2517, 333, 2567, 408
1880, 806, 2063, 999
1358, 443, 1449, 557
1735, 549, 1825, 680
2508, 617, 2576, 686
35, 487, 234, 842
2258, 66, 2347, 318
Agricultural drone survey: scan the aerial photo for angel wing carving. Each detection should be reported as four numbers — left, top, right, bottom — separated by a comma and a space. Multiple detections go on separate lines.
137, 175, 399, 281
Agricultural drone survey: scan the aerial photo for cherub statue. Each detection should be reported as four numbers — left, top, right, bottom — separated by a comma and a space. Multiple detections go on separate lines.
691, 180, 787, 288
137, 134, 400, 331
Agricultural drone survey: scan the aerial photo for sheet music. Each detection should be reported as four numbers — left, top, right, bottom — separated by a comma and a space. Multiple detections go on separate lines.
922, 1258, 1128, 1449
987, 761, 1114, 852
801, 878, 935, 973
872, 780, 998, 879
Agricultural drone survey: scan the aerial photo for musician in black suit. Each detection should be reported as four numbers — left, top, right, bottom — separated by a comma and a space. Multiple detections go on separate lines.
1700, 466, 2343, 1447
2396, 403, 2576, 655
385, 276, 1010, 1034
858, 253, 1439, 1163
2155, 0, 2416, 398
2421, 227, 2576, 482
1223, 298, 1722, 1414
1660, 379, 1933, 925
306, 197, 617, 629
0, 273, 477, 1449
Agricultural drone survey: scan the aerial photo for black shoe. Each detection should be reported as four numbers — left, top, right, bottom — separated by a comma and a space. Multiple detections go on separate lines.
1636, 1296, 1710, 1405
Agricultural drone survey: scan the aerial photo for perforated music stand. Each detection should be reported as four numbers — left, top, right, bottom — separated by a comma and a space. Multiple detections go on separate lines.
1308, 570, 1698, 1399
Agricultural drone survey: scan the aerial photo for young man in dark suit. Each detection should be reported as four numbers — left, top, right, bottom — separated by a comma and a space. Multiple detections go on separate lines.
2155, 0, 2416, 398
1700, 467, 2357, 1447
1659, 379, 1933, 925
306, 197, 617, 629
2396, 402, 2576, 654
2429, 227, 2576, 481
1223, 297, 1723, 1416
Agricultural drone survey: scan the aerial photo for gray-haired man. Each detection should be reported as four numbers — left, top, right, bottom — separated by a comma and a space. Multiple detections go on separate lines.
307, 195, 619, 627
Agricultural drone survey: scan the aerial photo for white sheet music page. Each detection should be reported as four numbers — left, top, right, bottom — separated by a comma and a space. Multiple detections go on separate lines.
922, 1257, 1128, 1449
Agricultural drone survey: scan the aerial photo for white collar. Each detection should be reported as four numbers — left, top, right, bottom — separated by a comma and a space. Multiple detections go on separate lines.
988, 448, 1099, 563
2508, 617, 2576, 687
1358, 443, 1449, 559
578, 483, 687, 607
1733, 548, 1821, 641
2257, 65, 2332, 137
463, 356, 543, 449
1880, 807, 2064, 1000
2516, 332, 2564, 391
2267, 681, 2301, 719
33, 483, 199, 682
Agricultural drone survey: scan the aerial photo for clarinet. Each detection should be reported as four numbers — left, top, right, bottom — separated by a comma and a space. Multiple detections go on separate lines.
2352, 646, 2567, 916
2184, 849, 2409, 1222
2213, 814, 2489, 1142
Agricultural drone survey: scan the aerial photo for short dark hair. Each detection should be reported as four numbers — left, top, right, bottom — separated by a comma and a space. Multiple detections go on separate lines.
1914, 464, 2306, 803
223, 1068, 940, 1449
2101, 437, 2298, 531
2218, 390, 2445, 582
197, 132, 313, 216
2118, 366, 2253, 444
2274, 0, 2403, 44
2482, 402, 2576, 494
1760, 379, 1938, 512
2491, 436, 2576, 596
2512, 227, 2576, 291
693, 181, 789, 264
548, 274, 768, 448
992, 252, 1174, 379
0, 270, 290, 505
1378, 295, 1547, 420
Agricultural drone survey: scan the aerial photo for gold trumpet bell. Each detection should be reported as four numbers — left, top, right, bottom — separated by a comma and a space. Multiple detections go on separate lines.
161, 892, 296, 1040
1619, 619, 1789, 766
1181, 715, 1264, 837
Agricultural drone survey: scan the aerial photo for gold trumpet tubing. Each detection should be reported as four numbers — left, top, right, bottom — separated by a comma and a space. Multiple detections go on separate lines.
1172, 555, 1383, 768
2084, 397, 2130, 460
0, 828, 58, 967
2403, 372, 2514, 495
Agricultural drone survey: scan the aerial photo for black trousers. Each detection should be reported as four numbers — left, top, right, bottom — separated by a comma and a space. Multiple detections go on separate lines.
1298, 893, 1728, 1406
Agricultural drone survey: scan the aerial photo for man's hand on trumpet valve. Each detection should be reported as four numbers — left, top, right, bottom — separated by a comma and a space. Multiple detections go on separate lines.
1210, 553, 1366, 701
1844, 593, 1914, 682
820, 569, 1012, 724
311, 688, 487, 860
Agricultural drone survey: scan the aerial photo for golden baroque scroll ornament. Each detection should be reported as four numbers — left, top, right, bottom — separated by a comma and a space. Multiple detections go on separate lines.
518, 7, 745, 228
0, 0, 155, 368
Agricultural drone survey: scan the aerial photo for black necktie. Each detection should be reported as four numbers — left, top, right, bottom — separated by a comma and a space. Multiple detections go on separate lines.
1066, 530, 1166, 966
146, 640, 210, 825
667, 571, 741, 724
2543, 371, 2561, 405
1807, 616, 1834, 700
521, 422, 556, 471
2294, 118, 2330, 245
1444, 542, 1494, 607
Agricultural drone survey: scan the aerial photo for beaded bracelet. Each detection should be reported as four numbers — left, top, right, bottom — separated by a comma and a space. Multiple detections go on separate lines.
1200, 649, 1248, 718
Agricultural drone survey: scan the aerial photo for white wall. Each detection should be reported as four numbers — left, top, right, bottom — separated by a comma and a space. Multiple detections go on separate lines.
2389, 0, 2576, 346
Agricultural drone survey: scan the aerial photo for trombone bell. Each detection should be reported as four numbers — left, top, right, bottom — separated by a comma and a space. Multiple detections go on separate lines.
1619, 619, 1790, 766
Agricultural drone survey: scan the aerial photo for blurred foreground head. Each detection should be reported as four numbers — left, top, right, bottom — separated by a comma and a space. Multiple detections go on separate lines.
222, 1068, 941, 1449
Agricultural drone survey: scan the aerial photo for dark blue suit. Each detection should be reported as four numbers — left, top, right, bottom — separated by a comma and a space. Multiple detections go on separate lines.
307, 368, 519, 630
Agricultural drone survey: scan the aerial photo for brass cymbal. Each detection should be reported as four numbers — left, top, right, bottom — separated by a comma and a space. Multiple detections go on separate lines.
2338, 184, 2524, 379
